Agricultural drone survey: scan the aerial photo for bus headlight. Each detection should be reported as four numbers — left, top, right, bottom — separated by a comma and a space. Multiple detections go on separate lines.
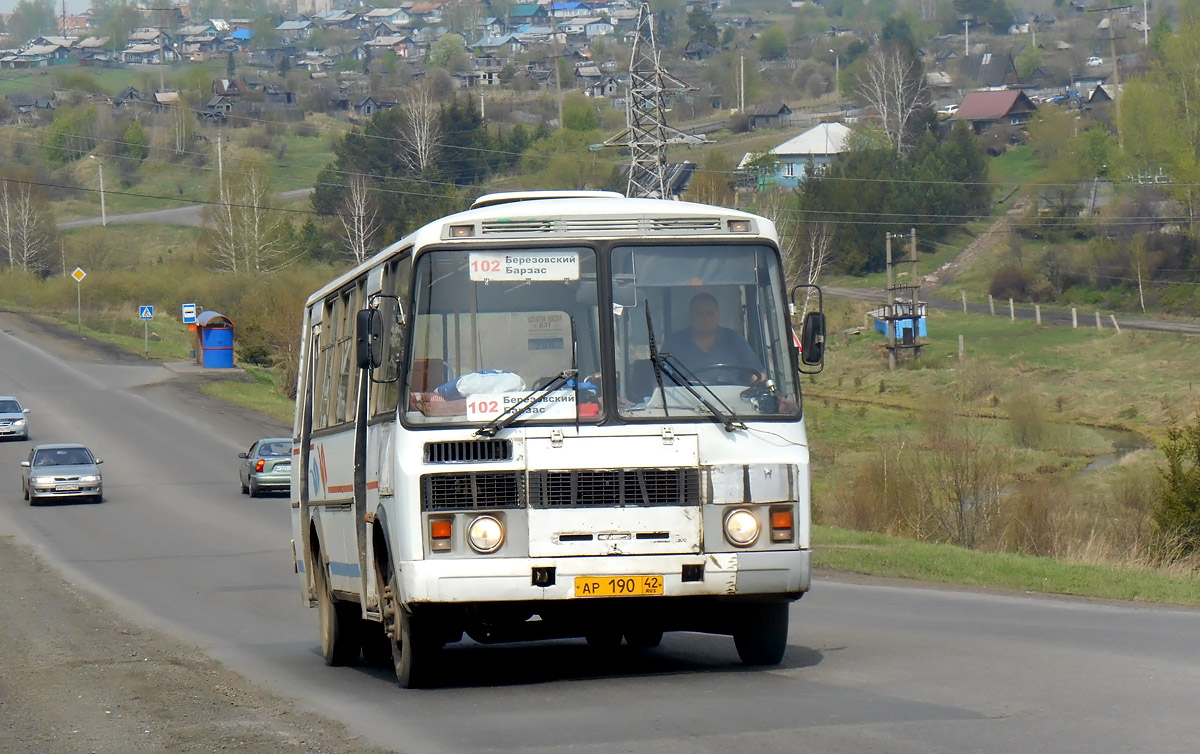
724, 509, 760, 547
467, 515, 504, 554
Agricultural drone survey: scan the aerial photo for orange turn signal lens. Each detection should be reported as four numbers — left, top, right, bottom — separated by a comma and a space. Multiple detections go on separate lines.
770, 507, 794, 543
430, 519, 453, 552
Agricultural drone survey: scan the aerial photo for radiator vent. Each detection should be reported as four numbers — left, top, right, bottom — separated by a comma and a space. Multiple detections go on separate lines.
421, 471, 524, 511
528, 468, 700, 508
478, 216, 728, 237
424, 439, 513, 464
649, 217, 724, 232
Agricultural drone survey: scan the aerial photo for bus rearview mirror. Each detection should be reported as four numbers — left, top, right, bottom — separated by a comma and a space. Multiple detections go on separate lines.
800, 311, 825, 368
356, 309, 382, 370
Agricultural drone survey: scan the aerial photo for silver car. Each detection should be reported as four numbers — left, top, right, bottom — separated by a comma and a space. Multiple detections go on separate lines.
21, 443, 104, 505
0, 395, 31, 440
238, 437, 292, 497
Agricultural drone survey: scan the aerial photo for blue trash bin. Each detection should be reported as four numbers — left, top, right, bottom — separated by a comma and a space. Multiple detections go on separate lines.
196, 311, 236, 368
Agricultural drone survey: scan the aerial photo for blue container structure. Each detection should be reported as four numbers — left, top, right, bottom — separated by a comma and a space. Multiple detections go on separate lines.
195, 311, 235, 368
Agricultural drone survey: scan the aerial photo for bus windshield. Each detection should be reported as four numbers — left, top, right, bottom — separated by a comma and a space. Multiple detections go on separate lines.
405, 247, 601, 426
612, 244, 800, 421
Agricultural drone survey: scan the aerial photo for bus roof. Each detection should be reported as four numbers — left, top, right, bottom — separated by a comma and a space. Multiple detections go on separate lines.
470, 190, 625, 209
305, 195, 776, 307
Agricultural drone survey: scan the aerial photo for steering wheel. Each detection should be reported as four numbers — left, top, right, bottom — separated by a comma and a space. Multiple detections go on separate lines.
690, 363, 762, 386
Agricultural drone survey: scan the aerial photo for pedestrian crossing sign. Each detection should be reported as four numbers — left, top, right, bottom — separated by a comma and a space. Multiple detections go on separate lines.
139, 305, 154, 320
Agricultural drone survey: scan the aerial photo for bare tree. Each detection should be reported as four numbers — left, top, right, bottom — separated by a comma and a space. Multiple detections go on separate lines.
399, 85, 442, 174
755, 193, 835, 315
899, 405, 1009, 549
855, 49, 927, 156
0, 179, 57, 273
338, 173, 380, 264
202, 160, 290, 273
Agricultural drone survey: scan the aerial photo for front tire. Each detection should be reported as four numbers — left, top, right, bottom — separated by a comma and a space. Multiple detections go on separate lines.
382, 570, 439, 688
733, 602, 790, 666
315, 556, 361, 666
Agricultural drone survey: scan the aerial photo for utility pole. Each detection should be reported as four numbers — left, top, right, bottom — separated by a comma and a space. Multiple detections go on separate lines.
739, 54, 745, 112
599, 3, 706, 198
548, 1, 564, 129
1088, 5, 1130, 150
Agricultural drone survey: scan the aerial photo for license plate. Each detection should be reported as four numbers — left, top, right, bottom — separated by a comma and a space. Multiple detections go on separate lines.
276, 464, 291, 472
574, 575, 663, 597
56, 484, 79, 491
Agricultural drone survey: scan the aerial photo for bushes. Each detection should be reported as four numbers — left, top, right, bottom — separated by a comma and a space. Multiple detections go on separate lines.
1155, 405, 1200, 554
989, 264, 1032, 300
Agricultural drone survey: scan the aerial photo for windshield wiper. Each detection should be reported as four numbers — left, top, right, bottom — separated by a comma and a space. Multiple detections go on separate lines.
643, 306, 744, 432
474, 369, 578, 438
644, 305, 669, 418
655, 354, 747, 432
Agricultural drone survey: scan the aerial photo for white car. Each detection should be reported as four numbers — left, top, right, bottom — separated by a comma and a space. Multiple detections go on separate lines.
1086, 56, 1104, 67
0, 395, 30, 440
938, 104, 959, 116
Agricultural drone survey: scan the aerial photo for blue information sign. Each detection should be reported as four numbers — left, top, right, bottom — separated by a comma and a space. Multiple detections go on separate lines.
139, 305, 154, 320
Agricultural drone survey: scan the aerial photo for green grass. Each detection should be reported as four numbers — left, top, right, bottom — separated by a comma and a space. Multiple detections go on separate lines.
200, 365, 295, 426
989, 145, 1041, 185
814, 525, 1200, 606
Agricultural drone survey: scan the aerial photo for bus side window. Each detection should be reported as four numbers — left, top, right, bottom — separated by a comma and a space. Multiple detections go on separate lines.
374, 254, 412, 416
317, 298, 337, 429
334, 288, 357, 424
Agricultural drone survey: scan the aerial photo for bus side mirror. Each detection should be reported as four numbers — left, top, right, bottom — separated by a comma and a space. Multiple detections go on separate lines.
356, 309, 382, 370
799, 311, 826, 368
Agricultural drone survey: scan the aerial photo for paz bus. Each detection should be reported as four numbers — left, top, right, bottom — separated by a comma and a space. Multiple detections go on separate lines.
290, 190, 826, 687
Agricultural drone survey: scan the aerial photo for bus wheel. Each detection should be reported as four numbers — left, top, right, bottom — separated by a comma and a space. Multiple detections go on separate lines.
316, 560, 361, 666
384, 571, 439, 688
624, 628, 663, 649
733, 602, 789, 666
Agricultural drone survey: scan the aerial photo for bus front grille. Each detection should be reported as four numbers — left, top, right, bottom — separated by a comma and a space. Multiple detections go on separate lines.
421, 471, 524, 511
424, 439, 513, 464
528, 468, 700, 508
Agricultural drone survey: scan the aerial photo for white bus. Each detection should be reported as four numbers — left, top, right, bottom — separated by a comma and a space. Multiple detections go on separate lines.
291, 190, 826, 687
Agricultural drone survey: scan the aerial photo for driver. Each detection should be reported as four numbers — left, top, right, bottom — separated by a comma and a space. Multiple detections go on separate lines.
662, 292, 764, 381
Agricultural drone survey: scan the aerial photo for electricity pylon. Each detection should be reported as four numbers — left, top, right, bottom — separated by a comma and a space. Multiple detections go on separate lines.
601, 2, 706, 198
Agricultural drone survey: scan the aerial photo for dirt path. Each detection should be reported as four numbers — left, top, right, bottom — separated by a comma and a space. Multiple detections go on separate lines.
922, 196, 1029, 289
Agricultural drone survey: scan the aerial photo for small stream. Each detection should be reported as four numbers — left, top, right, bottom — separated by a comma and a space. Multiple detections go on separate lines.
1081, 429, 1153, 475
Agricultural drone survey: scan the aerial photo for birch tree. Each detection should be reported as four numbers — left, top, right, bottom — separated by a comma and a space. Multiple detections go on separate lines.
399, 85, 442, 174
203, 160, 290, 273
855, 49, 928, 156
755, 192, 835, 314
338, 173, 380, 264
0, 179, 57, 273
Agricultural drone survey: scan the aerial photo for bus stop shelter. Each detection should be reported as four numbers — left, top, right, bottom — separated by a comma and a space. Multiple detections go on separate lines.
192, 310, 236, 368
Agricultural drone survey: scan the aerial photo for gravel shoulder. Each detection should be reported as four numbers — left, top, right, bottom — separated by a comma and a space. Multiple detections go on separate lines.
0, 310, 391, 754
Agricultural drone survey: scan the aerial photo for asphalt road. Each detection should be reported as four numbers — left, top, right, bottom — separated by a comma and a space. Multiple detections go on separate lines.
56, 188, 315, 229
2, 314, 1199, 754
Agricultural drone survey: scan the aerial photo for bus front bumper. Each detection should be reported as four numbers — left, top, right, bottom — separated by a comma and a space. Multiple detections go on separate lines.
399, 549, 810, 604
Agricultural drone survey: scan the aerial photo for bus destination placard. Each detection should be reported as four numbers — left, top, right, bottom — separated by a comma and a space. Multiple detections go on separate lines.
465, 390, 578, 422
468, 251, 580, 281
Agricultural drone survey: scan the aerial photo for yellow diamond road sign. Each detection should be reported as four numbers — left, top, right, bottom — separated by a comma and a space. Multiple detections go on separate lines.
72, 267, 86, 282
